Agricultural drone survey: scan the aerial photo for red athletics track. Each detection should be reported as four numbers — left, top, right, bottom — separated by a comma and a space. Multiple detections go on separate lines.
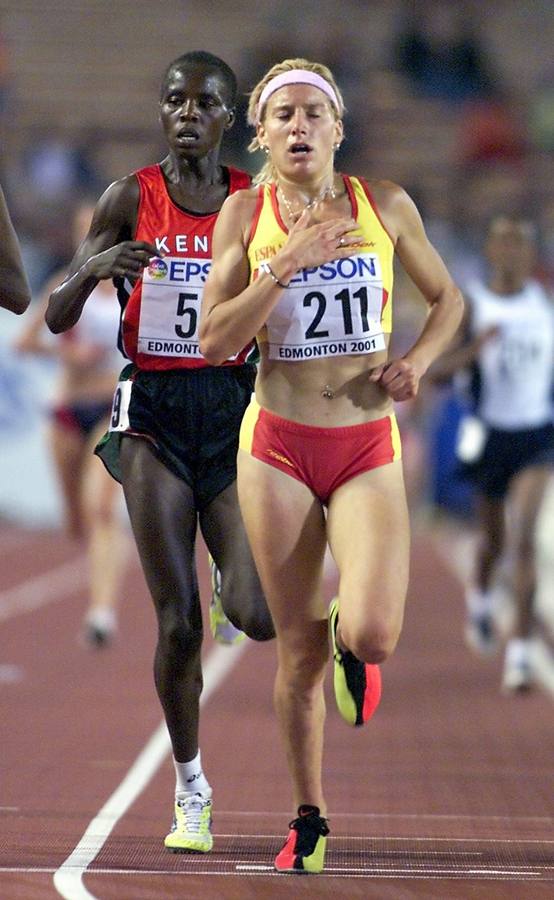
0, 519, 553, 899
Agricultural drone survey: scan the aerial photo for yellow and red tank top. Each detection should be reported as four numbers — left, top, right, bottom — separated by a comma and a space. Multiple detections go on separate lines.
247, 175, 394, 361
121, 163, 256, 370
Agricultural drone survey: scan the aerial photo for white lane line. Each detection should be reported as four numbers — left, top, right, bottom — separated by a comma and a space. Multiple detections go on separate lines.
53, 640, 249, 900
0, 663, 24, 683
234, 863, 552, 881
0, 557, 87, 622
5, 866, 554, 882
215, 811, 554, 823
236, 864, 546, 877
203, 831, 554, 845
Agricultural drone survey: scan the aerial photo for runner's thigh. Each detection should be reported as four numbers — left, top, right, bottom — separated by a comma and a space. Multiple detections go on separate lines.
326, 460, 410, 641
237, 451, 328, 630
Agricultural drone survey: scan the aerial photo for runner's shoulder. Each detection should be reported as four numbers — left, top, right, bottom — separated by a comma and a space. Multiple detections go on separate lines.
217, 186, 260, 238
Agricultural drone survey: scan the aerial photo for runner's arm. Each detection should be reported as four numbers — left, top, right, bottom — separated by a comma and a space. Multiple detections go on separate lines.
369, 182, 465, 401
46, 176, 157, 333
0, 184, 31, 314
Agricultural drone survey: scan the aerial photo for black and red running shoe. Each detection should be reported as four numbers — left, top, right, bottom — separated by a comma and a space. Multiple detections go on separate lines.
329, 598, 382, 726
274, 805, 330, 873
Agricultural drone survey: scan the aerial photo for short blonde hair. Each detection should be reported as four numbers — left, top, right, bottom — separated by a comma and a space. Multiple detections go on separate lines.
247, 58, 345, 185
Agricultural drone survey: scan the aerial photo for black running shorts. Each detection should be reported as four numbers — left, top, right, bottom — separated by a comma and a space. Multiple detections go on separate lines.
458, 422, 554, 499
95, 363, 256, 509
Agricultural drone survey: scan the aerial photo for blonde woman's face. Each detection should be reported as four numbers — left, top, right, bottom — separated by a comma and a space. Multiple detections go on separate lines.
257, 84, 342, 180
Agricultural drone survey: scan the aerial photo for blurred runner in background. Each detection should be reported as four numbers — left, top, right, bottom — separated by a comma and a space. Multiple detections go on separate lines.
15, 199, 127, 647
433, 215, 554, 691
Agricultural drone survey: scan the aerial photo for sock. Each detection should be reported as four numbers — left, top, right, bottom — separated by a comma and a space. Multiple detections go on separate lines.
505, 637, 531, 668
173, 751, 211, 799
466, 586, 493, 618
85, 607, 117, 632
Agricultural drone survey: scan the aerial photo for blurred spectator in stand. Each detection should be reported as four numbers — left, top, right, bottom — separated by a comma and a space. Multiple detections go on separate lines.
393, 0, 529, 231
529, 67, 554, 155
393, 0, 495, 105
537, 197, 554, 288
21, 124, 103, 203
0, 22, 12, 129
458, 89, 527, 168
5, 125, 106, 293
232, 25, 302, 171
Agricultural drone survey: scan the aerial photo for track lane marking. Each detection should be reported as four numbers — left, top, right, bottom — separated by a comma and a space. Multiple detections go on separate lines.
0, 557, 88, 622
53, 641, 249, 900
5, 866, 554, 881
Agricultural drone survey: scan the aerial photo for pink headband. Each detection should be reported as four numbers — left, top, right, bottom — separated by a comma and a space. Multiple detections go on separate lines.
255, 69, 340, 124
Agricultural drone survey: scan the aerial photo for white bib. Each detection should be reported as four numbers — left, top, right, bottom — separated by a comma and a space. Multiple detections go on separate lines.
265, 253, 386, 361
138, 256, 211, 359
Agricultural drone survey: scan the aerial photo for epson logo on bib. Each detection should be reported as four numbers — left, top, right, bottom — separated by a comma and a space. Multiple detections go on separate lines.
144, 257, 212, 286
289, 254, 381, 285
138, 256, 210, 357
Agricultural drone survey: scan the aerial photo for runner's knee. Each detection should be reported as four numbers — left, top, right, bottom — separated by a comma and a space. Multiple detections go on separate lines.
277, 629, 329, 687
340, 613, 401, 664
511, 523, 535, 562
221, 578, 275, 641
157, 603, 202, 657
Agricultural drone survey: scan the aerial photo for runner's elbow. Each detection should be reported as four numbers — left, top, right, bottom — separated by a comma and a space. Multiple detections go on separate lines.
199, 334, 227, 366
3, 291, 31, 315
45, 306, 63, 333
199, 319, 229, 365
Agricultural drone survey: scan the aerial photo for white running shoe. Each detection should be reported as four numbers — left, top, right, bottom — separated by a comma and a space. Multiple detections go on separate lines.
82, 607, 117, 648
502, 639, 533, 692
164, 792, 213, 852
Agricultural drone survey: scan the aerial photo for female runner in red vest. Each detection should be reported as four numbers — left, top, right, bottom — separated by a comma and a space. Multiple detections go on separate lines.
46, 51, 274, 855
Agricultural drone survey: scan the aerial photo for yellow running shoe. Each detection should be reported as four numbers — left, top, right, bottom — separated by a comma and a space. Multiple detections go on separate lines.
329, 598, 382, 726
208, 555, 246, 646
164, 792, 213, 853
274, 805, 329, 873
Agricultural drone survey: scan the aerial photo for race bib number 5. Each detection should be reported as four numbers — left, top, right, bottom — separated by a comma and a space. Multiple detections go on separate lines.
137, 256, 211, 359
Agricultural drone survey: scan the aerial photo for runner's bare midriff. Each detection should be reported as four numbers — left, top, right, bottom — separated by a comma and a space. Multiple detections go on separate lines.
256, 345, 393, 426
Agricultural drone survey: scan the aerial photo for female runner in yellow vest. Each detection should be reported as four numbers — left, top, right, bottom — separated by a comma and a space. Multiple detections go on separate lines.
200, 58, 464, 874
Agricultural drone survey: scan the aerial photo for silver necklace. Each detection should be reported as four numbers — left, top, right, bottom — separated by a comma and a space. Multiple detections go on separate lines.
278, 184, 338, 223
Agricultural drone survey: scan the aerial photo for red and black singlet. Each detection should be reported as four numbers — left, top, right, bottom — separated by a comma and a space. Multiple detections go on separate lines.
120, 164, 255, 370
